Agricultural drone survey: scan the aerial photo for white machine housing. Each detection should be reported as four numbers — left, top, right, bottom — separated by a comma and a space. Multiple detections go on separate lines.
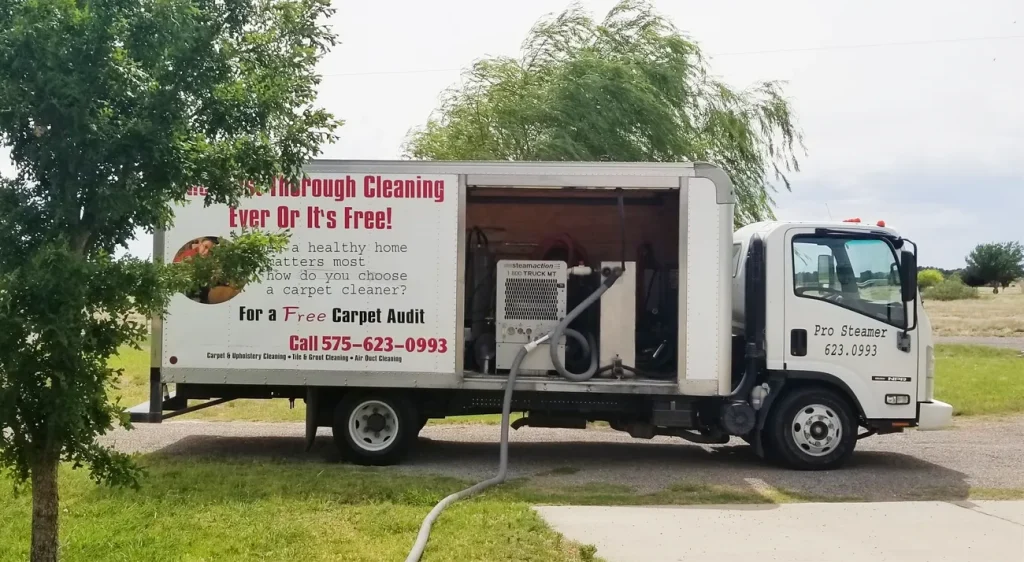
599, 261, 637, 368
496, 259, 567, 373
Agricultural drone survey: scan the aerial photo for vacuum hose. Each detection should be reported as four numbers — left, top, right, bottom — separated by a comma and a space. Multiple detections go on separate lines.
406, 193, 629, 561
548, 190, 627, 383
403, 339, 540, 562
404, 272, 620, 561
549, 268, 623, 382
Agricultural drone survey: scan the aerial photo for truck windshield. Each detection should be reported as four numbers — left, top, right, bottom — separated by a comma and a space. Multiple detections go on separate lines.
792, 235, 905, 327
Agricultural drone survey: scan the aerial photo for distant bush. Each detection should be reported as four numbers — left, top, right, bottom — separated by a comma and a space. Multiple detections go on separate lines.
923, 277, 979, 301
917, 269, 944, 289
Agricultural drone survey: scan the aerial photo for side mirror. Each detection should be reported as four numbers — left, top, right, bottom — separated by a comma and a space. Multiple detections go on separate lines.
900, 249, 917, 302
817, 255, 834, 287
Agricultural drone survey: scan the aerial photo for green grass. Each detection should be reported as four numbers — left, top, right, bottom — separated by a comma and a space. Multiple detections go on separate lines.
0, 457, 1015, 561
934, 344, 1024, 416
0, 457, 807, 562
965, 488, 1024, 500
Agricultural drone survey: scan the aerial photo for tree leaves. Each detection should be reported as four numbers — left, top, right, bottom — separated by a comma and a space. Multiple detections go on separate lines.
0, 0, 341, 253
403, 0, 805, 226
170, 230, 291, 297
0, 0, 336, 494
963, 242, 1024, 290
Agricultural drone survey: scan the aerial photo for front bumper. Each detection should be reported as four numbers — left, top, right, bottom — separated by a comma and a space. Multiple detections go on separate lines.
918, 400, 954, 430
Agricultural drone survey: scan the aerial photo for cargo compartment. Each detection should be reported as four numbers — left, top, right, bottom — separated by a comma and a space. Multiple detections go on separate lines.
461, 185, 682, 382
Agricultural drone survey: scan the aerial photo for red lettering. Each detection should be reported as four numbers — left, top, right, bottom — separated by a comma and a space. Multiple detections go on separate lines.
289, 335, 318, 351
283, 306, 327, 323
278, 206, 299, 228
344, 207, 391, 229
343, 175, 357, 199
229, 208, 270, 228
363, 175, 444, 202
273, 176, 305, 197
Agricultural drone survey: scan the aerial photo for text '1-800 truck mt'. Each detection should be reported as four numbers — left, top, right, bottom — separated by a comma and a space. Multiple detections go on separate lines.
130, 160, 953, 471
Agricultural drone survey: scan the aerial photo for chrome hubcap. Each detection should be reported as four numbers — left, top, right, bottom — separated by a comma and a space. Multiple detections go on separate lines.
791, 404, 841, 457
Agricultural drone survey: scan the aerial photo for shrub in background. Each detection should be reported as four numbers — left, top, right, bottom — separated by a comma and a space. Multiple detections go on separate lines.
923, 276, 980, 301
917, 269, 945, 289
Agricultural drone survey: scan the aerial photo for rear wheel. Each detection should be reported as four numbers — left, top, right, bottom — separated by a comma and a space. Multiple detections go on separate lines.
332, 393, 415, 466
764, 386, 857, 470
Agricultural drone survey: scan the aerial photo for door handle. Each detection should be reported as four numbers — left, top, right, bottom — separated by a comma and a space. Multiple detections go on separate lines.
791, 329, 807, 356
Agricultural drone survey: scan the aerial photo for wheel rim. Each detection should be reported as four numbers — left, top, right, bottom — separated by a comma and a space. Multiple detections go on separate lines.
791, 404, 841, 457
348, 400, 399, 452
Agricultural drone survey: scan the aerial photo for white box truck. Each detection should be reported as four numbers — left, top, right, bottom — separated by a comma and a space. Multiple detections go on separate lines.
130, 160, 953, 470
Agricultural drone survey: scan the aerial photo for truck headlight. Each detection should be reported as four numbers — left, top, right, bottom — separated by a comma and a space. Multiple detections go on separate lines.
925, 345, 935, 401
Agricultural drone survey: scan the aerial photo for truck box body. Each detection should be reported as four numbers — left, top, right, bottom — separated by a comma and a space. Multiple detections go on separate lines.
156, 160, 733, 397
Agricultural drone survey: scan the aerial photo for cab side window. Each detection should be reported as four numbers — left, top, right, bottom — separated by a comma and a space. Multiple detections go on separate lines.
792, 235, 905, 327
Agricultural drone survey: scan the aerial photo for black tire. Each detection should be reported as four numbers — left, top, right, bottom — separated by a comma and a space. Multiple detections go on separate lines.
332, 392, 416, 466
763, 386, 857, 471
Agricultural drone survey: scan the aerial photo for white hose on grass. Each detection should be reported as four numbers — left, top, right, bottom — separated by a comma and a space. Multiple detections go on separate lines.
404, 269, 624, 562
403, 337, 542, 562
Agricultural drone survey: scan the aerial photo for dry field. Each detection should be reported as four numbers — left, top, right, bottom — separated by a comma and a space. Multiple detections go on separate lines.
925, 288, 1024, 337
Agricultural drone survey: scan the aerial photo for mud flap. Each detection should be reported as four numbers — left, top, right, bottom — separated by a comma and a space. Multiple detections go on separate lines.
752, 376, 787, 458
305, 387, 319, 452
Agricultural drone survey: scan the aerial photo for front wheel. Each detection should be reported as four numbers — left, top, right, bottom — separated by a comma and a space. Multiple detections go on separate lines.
763, 386, 857, 470
332, 393, 415, 466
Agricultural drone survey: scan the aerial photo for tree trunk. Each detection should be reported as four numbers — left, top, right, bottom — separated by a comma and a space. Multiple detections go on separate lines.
31, 449, 60, 562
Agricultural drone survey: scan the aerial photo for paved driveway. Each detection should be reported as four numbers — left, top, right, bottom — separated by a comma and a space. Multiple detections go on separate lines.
537, 501, 1024, 562
101, 415, 1024, 500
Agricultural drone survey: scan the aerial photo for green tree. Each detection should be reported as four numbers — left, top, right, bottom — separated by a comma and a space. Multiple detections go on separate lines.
963, 242, 1024, 293
0, 0, 339, 560
917, 269, 944, 289
403, 0, 805, 226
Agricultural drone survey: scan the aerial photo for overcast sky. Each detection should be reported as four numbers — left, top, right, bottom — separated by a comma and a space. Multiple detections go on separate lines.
4, 0, 1021, 268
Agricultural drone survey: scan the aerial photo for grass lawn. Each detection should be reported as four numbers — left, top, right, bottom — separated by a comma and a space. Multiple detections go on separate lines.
926, 289, 1024, 337
1, 461, 1021, 562
934, 344, 1024, 416
0, 457, 812, 562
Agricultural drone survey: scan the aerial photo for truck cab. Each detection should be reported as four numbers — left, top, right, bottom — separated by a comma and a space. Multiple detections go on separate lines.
733, 219, 953, 468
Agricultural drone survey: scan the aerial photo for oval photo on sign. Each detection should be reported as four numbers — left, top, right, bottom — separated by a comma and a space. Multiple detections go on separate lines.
171, 236, 245, 305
